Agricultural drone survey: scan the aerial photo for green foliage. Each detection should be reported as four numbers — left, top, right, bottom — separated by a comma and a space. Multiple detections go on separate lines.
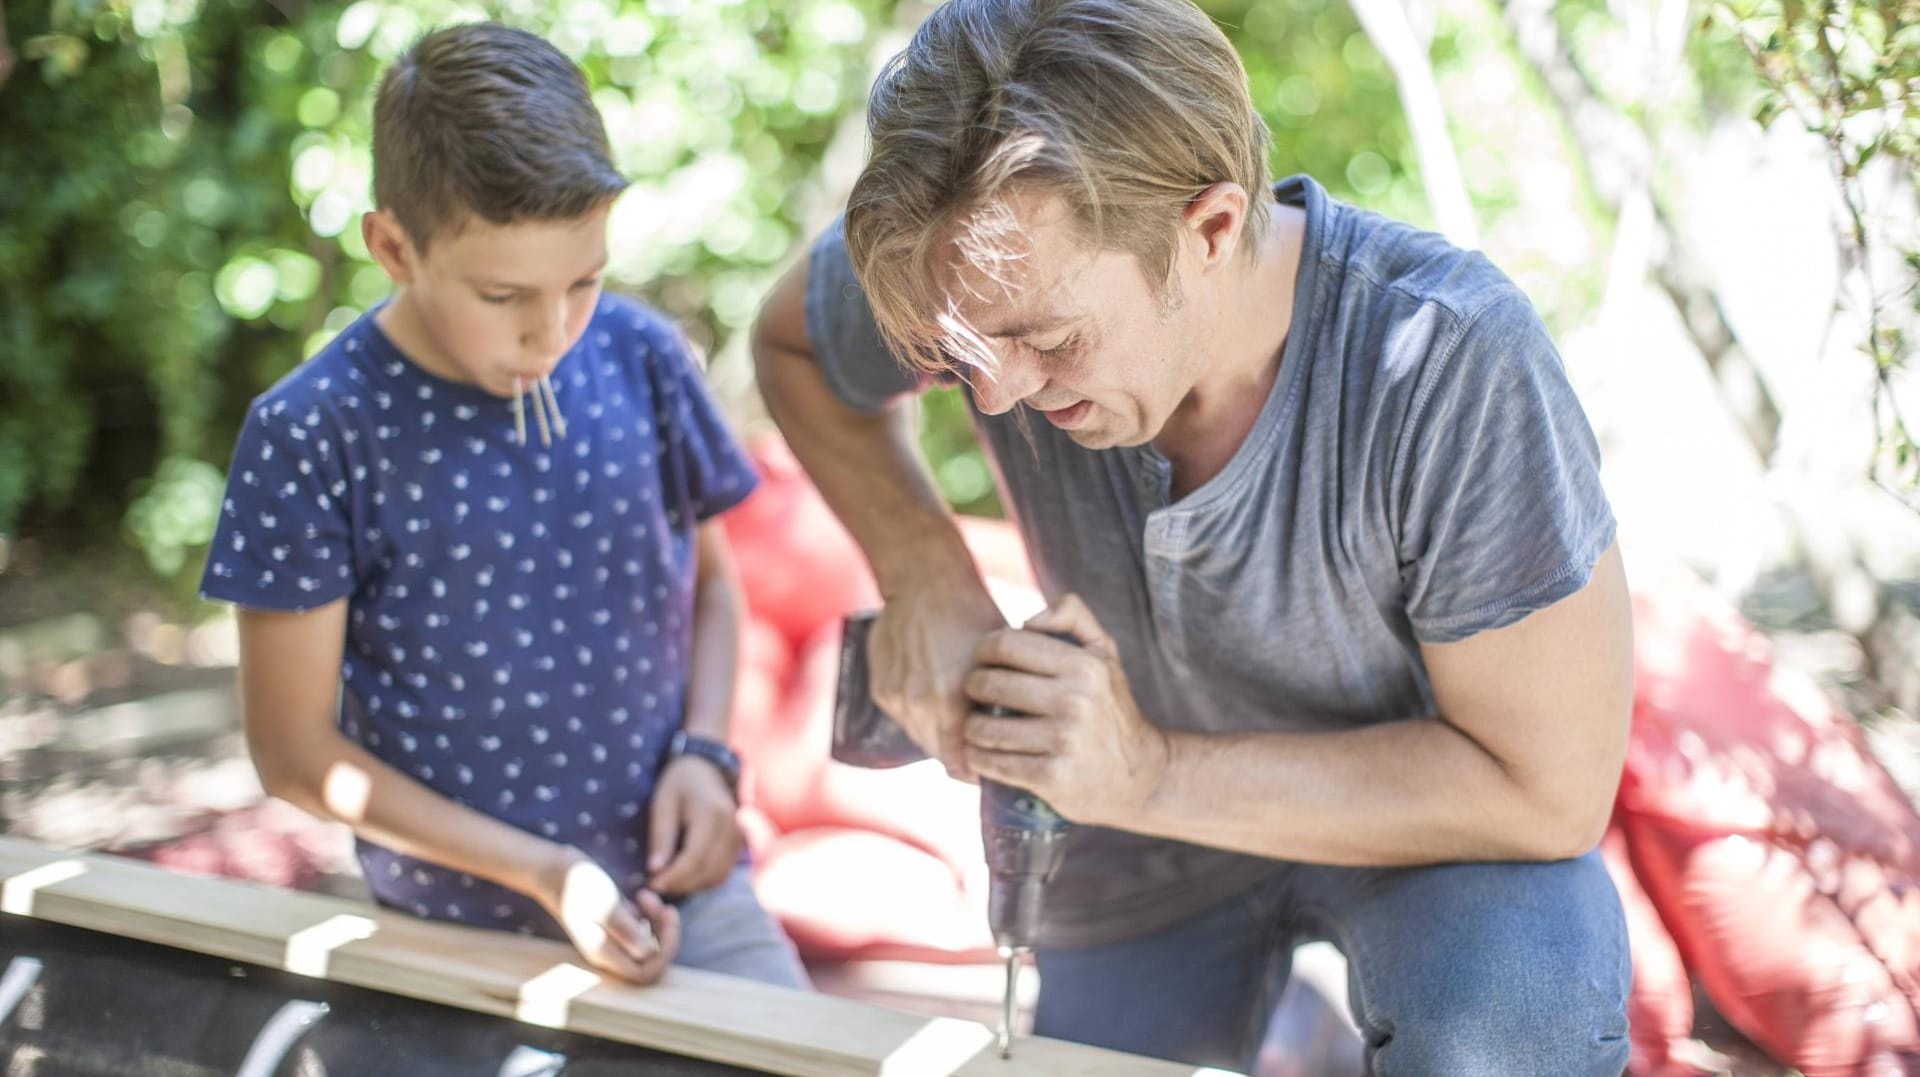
1, 0, 1455, 564
919, 386, 1002, 518
1709, 0, 1920, 507
124, 455, 225, 576
0, 0, 891, 579
1207, 0, 1430, 226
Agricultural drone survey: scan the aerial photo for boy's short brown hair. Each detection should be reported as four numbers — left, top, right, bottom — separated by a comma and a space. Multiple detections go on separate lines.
372, 22, 628, 251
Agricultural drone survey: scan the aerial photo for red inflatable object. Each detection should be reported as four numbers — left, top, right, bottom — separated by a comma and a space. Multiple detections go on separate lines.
746, 623, 986, 881
728, 615, 796, 814
1618, 558, 1920, 1075
721, 436, 879, 649
1602, 824, 1714, 1077
724, 434, 1041, 650
753, 826, 994, 963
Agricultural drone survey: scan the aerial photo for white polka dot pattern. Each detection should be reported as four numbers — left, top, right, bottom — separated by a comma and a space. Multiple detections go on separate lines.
200, 295, 758, 934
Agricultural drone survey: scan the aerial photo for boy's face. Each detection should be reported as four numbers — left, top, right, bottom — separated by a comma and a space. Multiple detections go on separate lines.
935, 189, 1227, 450
364, 204, 611, 398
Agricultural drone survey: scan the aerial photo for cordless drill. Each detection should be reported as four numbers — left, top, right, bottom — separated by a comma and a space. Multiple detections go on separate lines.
830, 611, 1071, 1058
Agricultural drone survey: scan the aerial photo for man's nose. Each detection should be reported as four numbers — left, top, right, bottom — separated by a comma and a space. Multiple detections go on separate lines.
970, 351, 1044, 416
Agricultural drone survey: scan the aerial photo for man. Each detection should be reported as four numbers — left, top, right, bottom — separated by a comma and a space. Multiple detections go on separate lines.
753, 0, 1632, 1072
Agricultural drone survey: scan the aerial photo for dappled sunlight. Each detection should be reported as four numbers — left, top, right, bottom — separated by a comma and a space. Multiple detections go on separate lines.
513, 961, 602, 1029
0, 860, 87, 916
320, 758, 372, 822
0, 3, 1913, 1077
0, 956, 43, 1027
876, 1016, 996, 1075
234, 999, 330, 1077
282, 912, 378, 977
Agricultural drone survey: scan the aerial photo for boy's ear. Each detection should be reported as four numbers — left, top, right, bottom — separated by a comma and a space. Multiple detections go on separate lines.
362, 210, 419, 285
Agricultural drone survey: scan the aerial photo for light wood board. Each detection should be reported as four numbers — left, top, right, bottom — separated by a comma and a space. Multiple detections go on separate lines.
0, 837, 1222, 1077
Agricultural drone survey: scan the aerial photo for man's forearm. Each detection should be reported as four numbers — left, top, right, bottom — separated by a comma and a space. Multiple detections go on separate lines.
1130, 718, 1607, 866
755, 342, 975, 595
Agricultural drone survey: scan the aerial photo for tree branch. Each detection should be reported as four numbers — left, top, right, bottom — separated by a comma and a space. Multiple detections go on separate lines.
1498, 0, 1785, 464
0, 1, 16, 93
1346, 0, 1480, 247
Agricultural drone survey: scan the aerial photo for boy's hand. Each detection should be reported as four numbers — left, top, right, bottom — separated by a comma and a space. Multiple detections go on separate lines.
537, 847, 681, 983
645, 756, 742, 896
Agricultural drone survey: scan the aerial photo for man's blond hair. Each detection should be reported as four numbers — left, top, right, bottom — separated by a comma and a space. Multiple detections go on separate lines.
844, 0, 1271, 375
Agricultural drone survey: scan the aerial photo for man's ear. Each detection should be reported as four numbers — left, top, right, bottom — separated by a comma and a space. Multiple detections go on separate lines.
1182, 182, 1250, 271
361, 209, 419, 286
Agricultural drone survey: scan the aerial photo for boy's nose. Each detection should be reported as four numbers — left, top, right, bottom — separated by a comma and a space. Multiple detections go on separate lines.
522, 303, 569, 361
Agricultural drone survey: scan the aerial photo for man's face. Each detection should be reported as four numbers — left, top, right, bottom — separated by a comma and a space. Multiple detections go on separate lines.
371, 204, 610, 398
940, 191, 1216, 450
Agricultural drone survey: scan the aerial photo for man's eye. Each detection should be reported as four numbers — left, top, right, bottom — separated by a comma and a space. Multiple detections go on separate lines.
1033, 334, 1079, 356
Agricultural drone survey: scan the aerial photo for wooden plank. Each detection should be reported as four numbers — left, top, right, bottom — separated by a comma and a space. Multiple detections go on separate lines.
0, 837, 1218, 1077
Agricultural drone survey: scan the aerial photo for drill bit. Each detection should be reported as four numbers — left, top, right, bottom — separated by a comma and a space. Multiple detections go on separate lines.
998, 946, 1020, 1058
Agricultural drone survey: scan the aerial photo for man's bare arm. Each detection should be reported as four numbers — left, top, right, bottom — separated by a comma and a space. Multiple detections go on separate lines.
969, 544, 1633, 864
753, 252, 1004, 776
752, 256, 970, 597
1141, 544, 1631, 863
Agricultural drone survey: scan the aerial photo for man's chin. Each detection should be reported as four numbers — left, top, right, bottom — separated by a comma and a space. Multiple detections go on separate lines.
1066, 424, 1139, 450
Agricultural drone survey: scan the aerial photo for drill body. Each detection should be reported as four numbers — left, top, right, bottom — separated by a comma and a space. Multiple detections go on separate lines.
979, 736, 1070, 954
830, 612, 1073, 1053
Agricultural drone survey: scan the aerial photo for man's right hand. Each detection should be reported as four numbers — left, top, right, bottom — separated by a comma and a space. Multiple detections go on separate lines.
869, 574, 1006, 782
537, 846, 681, 984
753, 239, 1005, 780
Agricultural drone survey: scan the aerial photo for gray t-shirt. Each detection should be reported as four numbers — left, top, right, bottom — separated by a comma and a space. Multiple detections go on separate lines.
804, 175, 1615, 949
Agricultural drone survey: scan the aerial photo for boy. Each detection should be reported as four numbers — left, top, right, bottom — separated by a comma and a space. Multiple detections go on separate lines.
200, 22, 806, 989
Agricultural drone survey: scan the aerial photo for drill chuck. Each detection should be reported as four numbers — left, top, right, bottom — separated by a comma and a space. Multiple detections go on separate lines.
830, 614, 1074, 950
981, 706, 1071, 952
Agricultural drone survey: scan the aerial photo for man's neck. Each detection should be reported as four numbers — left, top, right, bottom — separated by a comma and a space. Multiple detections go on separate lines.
1156, 203, 1307, 498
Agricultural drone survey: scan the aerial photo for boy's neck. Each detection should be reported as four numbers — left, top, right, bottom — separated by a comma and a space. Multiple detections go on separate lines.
375, 293, 475, 389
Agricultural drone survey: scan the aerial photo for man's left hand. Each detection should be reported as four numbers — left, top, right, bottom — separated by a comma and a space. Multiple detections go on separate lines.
645, 755, 742, 896
961, 593, 1170, 828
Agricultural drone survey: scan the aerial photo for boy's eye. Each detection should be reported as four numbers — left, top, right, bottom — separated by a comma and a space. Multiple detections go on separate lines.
481, 293, 515, 305
572, 278, 602, 291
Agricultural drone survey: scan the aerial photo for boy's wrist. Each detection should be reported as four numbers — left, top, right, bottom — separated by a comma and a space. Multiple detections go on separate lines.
523, 842, 589, 912
668, 730, 741, 799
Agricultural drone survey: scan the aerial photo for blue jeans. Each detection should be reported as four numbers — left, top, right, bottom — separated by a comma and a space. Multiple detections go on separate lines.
1034, 850, 1630, 1076
673, 865, 811, 990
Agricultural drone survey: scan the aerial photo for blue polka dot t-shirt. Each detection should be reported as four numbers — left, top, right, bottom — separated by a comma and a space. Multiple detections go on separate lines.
199, 294, 757, 934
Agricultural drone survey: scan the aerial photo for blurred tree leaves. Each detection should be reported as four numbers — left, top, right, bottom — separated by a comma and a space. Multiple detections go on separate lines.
4, 0, 1786, 579
0, 0, 890, 581
1707, 0, 1920, 505
1208, 0, 1430, 226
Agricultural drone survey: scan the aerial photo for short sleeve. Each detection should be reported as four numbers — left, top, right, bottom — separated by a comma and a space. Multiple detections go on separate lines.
1396, 296, 1615, 643
802, 216, 929, 413
200, 395, 357, 611
639, 319, 759, 522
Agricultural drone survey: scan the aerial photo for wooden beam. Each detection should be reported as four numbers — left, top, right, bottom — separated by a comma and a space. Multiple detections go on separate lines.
0, 837, 1219, 1077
